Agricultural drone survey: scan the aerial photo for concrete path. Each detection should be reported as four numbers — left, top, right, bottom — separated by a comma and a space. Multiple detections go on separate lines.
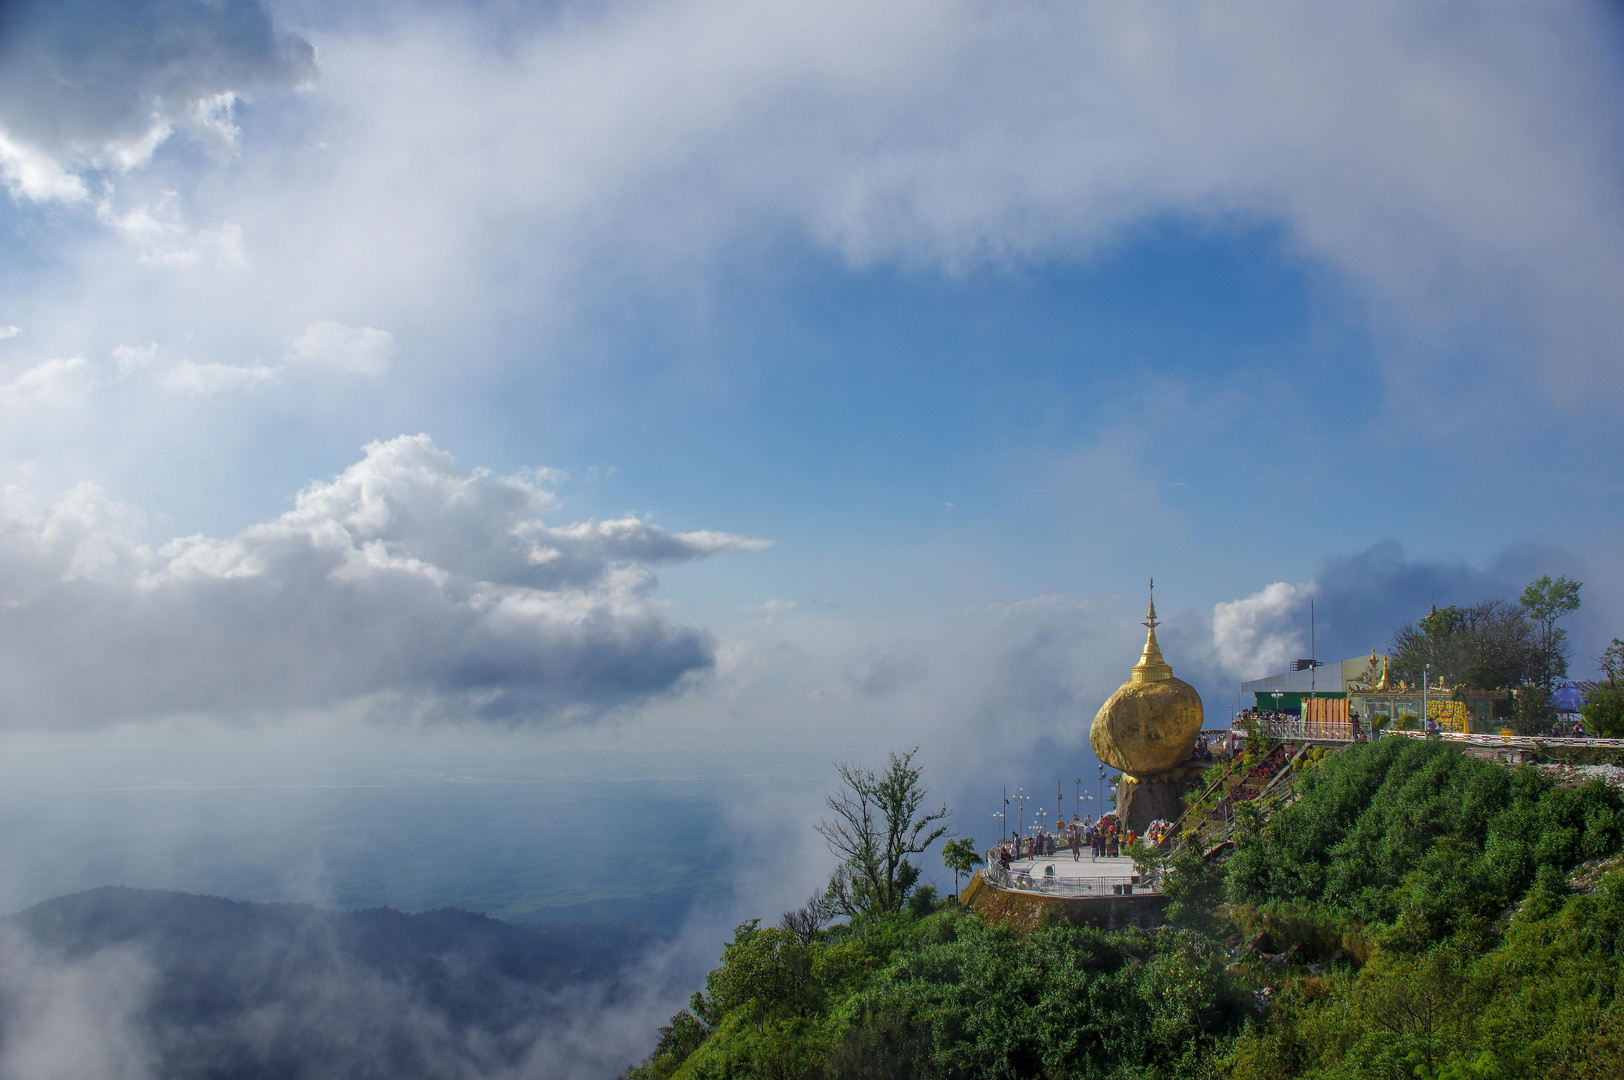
1005, 850, 1139, 883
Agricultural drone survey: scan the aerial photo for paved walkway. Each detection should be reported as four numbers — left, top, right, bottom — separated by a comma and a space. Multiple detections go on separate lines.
1004, 850, 1140, 883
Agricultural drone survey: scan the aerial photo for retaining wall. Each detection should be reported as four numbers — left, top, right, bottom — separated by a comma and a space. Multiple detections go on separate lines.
959, 872, 1169, 933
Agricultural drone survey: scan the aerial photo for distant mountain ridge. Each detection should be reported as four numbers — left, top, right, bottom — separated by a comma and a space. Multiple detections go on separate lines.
0, 886, 674, 1080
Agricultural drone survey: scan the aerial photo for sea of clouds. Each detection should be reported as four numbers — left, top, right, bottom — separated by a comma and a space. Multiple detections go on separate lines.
0, 0, 1620, 1074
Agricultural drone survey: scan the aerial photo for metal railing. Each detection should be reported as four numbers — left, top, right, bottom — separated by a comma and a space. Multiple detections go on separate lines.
1254, 717, 1355, 742
1387, 729, 1624, 750
981, 855, 1157, 897
1248, 720, 1624, 749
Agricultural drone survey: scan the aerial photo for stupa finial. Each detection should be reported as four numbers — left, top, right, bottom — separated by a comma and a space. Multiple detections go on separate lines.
1133, 577, 1172, 683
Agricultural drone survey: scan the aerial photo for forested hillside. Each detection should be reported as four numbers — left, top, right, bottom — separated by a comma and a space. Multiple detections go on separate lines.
630, 739, 1624, 1079
0, 888, 667, 1080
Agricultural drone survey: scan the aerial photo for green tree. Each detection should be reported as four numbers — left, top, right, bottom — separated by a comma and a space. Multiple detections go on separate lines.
1596, 637, 1624, 684
816, 748, 950, 918
1580, 688, 1624, 738
626, 1007, 712, 1080
941, 837, 983, 895
1520, 574, 1582, 687
1390, 600, 1538, 690
1581, 637, 1624, 737
1511, 683, 1556, 736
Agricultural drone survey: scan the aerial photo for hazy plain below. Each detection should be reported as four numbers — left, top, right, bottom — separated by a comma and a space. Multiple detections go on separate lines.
0, 719, 838, 932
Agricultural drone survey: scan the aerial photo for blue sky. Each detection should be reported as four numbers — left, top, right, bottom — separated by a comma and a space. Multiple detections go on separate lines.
0, 0, 1620, 926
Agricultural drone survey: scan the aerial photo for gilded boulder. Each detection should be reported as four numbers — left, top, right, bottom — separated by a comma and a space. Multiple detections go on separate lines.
1090, 676, 1204, 777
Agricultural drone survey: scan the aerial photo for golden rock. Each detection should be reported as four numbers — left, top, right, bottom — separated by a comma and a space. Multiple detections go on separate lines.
1090, 584, 1204, 779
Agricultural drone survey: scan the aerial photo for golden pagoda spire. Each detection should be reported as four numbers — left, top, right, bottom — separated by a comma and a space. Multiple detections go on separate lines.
1132, 577, 1173, 683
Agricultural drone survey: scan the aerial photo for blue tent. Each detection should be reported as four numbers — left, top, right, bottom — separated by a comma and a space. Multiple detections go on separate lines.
1552, 685, 1588, 713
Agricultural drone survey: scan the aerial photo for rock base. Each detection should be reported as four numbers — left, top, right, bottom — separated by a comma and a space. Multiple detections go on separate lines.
1115, 764, 1213, 833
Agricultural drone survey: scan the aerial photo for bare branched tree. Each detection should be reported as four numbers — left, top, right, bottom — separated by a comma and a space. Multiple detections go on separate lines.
815, 748, 950, 918
779, 891, 829, 945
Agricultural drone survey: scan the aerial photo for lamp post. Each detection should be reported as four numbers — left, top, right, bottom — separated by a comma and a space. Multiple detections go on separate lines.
1096, 763, 1106, 817
1074, 778, 1082, 819
1423, 663, 1431, 733
1016, 788, 1030, 845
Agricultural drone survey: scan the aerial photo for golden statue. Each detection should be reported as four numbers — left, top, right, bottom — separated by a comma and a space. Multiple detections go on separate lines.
1347, 649, 1389, 692
1090, 580, 1204, 779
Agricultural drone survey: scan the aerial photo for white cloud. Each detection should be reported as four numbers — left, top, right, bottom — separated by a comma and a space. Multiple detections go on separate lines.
158, 322, 395, 396
0, 326, 20, 340
0, 129, 88, 203
0, 0, 1617, 446
0, 0, 314, 202
111, 343, 158, 378
1212, 581, 1315, 680
110, 0, 1604, 414
285, 322, 395, 376
162, 360, 280, 395
97, 194, 246, 270
0, 435, 768, 728
0, 357, 95, 407
0, 931, 156, 1080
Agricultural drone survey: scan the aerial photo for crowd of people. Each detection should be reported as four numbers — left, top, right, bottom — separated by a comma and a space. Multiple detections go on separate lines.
1188, 732, 1214, 761
995, 811, 1161, 869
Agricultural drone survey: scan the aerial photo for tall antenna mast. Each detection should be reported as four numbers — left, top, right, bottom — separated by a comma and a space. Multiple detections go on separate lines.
1310, 598, 1316, 701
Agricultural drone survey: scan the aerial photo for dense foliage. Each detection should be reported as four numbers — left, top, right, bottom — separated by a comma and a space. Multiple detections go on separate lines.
633, 739, 1624, 1080
1217, 738, 1624, 1079
1224, 873, 1624, 1079
1581, 637, 1624, 737
630, 910, 1250, 1080
1225, 737, 1622, 944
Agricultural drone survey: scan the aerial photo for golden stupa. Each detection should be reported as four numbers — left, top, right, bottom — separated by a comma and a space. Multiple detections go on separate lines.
1090, 581, 1204, 779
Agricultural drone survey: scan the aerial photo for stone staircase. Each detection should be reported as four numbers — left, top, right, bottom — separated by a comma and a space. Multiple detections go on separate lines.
1170, 741, 1306, 857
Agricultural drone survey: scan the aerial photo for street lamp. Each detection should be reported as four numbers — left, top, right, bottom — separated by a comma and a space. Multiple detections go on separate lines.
1016, 788, 1031, 843
1423, 663, 1432, 733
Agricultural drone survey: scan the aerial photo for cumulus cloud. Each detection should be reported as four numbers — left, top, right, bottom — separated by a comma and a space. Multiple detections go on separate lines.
285, 321, 395, 376
162, 359, 279, 394
0, 435, 768, 727
1208, 541, 1598, 681
0, 0, 315, 199
162, 321, 391, 393
1211, 581, 1313, 680
96, 194, 247, 269
191, 0, 1616, 405
1304, 540, 1589, 660
0, 0, 1615, 496
0, 356, 95, 408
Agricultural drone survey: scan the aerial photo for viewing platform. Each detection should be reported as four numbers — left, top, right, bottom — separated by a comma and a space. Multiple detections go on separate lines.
964, 847, 1165, 933
982, 850, 1153, 898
